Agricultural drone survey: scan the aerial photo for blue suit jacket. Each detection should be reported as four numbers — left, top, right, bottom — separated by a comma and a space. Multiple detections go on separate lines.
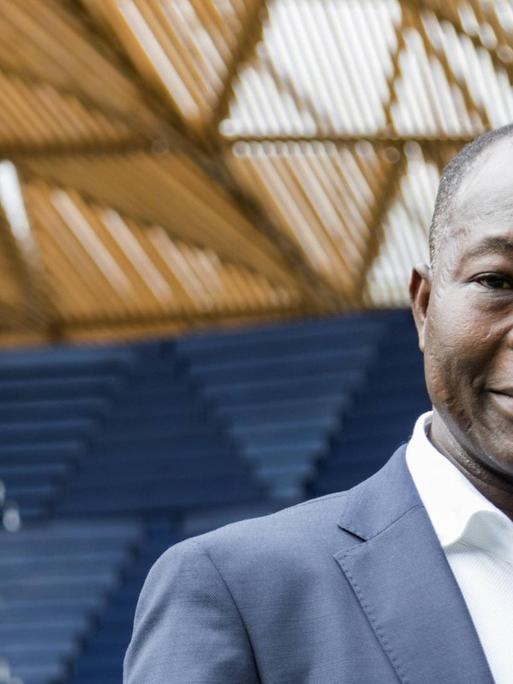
124, 446, 494, 683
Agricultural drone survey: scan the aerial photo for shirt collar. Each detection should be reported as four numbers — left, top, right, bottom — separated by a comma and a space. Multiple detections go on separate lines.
406, 411, 513, 566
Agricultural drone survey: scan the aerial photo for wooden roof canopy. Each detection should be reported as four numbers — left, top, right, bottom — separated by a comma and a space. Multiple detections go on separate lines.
0, 0, 512, 345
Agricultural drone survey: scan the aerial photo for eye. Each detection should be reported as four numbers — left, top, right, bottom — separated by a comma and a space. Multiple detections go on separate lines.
473, 273, 513, 290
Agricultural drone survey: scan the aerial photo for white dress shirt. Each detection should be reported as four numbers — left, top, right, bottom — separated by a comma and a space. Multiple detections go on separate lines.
406, 411, 513, 684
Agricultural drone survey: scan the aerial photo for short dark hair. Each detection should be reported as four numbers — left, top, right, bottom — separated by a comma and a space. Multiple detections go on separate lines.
429, 124, 513, 264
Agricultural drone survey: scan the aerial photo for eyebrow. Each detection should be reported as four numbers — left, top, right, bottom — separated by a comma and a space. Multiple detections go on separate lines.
463, 236, 513, 261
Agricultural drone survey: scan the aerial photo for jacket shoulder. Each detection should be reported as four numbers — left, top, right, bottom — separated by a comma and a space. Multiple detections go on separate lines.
185, 489, 351, 569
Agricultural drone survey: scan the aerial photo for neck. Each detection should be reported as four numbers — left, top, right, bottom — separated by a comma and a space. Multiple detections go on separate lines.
429, 411, 513, 521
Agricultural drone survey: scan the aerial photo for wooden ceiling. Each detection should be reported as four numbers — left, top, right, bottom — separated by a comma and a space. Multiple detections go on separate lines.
0, 0, 511, 345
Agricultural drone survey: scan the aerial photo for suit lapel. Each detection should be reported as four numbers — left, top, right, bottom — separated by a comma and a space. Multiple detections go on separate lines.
334, 447, 494, 684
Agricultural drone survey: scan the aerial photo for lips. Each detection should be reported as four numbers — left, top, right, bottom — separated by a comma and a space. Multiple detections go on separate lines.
489, 388, 513, 396
488, 390, 513, 417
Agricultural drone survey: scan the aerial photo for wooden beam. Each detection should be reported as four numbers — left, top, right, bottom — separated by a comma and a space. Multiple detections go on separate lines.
72, 0, 198, 142
207, 0, 269, 145
0, 135, 482, 161
382, 3, 487, 132
382, 5, 410, 131
0, 140, 152, 160
56, 301, 327, 331
412, 0, 513, 88
354, 153, 407, 304
224, 135, 478, 144
413, 7, 490, 128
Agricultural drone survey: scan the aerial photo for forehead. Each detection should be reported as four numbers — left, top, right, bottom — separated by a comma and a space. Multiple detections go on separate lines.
444, 140, 513, 253
455, 139, 513, 225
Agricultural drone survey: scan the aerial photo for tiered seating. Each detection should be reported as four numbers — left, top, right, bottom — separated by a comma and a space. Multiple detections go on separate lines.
57, 343, 264, 517
0, 338, 270, 684
0, 347, 135, 520
0, 310, 429, 684
65, 521, 178, 684
0, 521, 141, 684
309, 311, 429, 496
176, 314, 388, 498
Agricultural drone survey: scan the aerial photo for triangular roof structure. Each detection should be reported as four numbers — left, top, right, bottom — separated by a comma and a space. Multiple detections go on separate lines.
0, 0, 511, 345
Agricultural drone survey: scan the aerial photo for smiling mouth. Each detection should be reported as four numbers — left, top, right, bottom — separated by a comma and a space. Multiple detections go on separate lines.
488, 390, 513, 416
489, 388, 513, 397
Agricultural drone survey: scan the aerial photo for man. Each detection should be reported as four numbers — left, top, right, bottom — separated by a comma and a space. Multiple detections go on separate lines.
124, 126, 513, 683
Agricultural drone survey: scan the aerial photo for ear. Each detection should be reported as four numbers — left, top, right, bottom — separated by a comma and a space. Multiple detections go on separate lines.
409, 264, 432, 352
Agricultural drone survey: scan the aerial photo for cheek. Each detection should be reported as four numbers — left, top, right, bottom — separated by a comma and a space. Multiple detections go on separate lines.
424, 311, 489, 402
424, 341, 478, 436
424, 347, 458, 412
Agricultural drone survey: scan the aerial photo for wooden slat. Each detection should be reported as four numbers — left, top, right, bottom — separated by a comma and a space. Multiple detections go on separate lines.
0, 0, 162, 134
354, 151, 407, 304
23, 179, 302, 327
208, 0, 268, 141
19, 152, 298, 289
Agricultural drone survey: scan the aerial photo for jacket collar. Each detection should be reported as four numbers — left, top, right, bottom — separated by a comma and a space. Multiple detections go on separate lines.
334, 446, 494, 684
336, 444, 421, 541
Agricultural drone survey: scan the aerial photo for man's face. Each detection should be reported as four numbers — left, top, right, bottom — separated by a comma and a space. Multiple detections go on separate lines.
411, 141, 513, 479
